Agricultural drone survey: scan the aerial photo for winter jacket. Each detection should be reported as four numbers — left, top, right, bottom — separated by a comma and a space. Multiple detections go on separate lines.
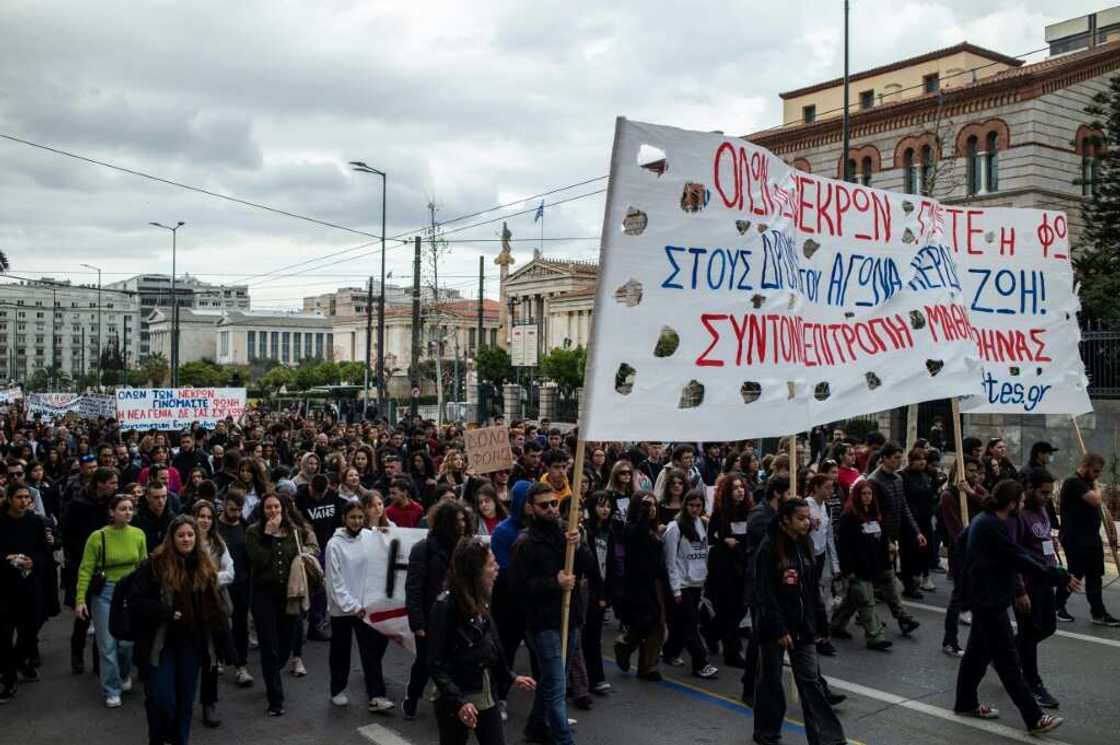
61, 493, 108, 602
960, 511, 1067, 612
835, 511, 889, 581
663, 518, 708, 595
133, 505, 174, 555
296, 489, 349, 552
867, 467, 920, 542
245, 523, 300, 593
509, 518, 593, 632
707, 502, 750, 597
490, 480, 532, 570
0, 511, 51, 621
753, 524, 825, 643
427, 591, 514, 710
619, 520, 667, 634
405, 535, 453, 633
326, 527, 374, 616
127, 557, 228, 668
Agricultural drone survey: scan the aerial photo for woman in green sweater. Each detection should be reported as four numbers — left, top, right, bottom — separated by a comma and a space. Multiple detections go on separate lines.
75, 494, 147, 708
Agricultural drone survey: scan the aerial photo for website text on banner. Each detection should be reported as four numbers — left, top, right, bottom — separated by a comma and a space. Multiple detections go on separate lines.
582, 119, 987, 442
115, 388, 247, 430
954, 207, 1090, 415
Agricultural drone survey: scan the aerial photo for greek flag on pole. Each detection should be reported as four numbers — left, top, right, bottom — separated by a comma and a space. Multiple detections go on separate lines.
534, 199, 544, 222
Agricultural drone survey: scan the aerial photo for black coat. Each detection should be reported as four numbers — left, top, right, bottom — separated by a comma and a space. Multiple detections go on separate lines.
61, 493, 107, 603
753, 527, 825, 643
133, 505, 174, 555
427, 592, 514, 710
835, 512, 889, 581
618, 521, 666, 634
405, 536, 452, 633
961, 511, 1067, 611
509, 519, 593, 632
707, 503, 751, 597
0, 511, 51, 623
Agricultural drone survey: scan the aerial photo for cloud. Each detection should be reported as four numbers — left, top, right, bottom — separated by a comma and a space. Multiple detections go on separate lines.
0, 0, 1102, 308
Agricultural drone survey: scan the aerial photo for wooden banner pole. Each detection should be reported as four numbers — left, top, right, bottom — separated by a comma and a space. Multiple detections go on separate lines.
559, 439, 586, 663
1072, 415, 1120, 574
950, 398, 969, 526
788, 434, 798, 497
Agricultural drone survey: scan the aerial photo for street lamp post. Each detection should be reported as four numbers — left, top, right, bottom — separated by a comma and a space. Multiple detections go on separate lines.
80, 263, 102, 389
349, 162, 387, 419
150, 221, 185, 387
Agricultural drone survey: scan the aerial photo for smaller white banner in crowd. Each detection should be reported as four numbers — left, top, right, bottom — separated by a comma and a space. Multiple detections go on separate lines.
0, 387, 23, 403
78, 394, 117, 419
116, 387, 247, 430
26, 393, 84, 422
360, 527, 428, 655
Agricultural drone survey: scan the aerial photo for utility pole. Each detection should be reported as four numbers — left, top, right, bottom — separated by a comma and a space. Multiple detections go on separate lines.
477, 256, 484, 354
122, 315, 129, 386
50, 287, 57, 392
349, 161, 387, 418
410, 236, 422, 418
428, 201, 445, 425
363, 276, 373, 418
81, 263, 102, 389
150, 221, 185, 387
841, 0, 851, 182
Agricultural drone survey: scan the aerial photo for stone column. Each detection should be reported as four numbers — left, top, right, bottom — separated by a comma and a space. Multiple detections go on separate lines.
503, 383, 523, 420
539, 381, 558, 421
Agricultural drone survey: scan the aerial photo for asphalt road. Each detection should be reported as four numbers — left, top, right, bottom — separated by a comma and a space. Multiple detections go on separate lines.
5, 570, 1119, 745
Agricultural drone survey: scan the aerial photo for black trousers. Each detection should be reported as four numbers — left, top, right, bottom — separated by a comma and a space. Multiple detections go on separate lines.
711, 580, 745, 660
1014, 584, 1057, 690
330, 616, 389, 698
582, 601, 606, 686
434, 698, 506, 745
0, 610, 38, 687
740, 601, 760, 697
663, 587, 708, 671
200, 649, 219, 706
1055, 546, 1106, 618
492, 574, 536, 698
942, 546, 964, 647
70, 614, 91, 658
954, 607, 1043, 729
406, 635, 430, 703
251, 587, 295, 709
754, 639, 847, 745
228, 583, 251, 667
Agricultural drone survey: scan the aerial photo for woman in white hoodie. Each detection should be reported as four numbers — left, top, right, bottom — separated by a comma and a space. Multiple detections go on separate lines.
325, 500, 394, 713
662, 488, 718, 679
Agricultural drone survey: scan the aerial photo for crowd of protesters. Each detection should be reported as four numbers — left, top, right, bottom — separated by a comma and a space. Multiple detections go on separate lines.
0, 406, 1117, 744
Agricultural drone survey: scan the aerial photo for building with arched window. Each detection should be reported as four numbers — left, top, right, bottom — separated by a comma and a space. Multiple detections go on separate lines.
747, 29, 1120, 248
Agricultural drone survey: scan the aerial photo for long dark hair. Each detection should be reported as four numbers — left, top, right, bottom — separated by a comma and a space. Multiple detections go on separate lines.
428, 500, 467, 550
585, 491, 615, 534
627, 490, 658, 531
446, 538, 493, 620
676, 488, 706, 542
845, 481, 880, 521
773, 497, 810, 565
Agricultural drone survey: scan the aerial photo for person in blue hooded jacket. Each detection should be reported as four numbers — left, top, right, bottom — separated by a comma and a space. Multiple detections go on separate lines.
489, 480, 535, 713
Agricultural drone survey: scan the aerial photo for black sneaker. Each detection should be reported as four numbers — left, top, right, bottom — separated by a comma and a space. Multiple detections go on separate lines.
825, 690, 847, 706
901, 589, 924, 600
1091, 613, 1120, 627
401, 697, 418, 720
1033, 685, 1060, 709
266, 706, 285, 717
523, 723, 551, 744
18, 665, 38, 683
899, 617, 921, 635
0, 685, 14, 704
829, 626, 853, 640
70, 651, 84, 675
816, 640, 837, 656
1056, 607, 1075, 623
867, 639, 893, 652
614, 641, 632, 673
942, 642, 964, 658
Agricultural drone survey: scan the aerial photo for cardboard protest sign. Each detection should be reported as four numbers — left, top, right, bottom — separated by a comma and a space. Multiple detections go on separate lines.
953, 207, 1091, 415
116, 388, 247, 430
582, 119, 980, 441
464, 425, 514, 474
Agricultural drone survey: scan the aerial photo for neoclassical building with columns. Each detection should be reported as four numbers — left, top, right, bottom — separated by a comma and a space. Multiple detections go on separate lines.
500, 256, 597, 364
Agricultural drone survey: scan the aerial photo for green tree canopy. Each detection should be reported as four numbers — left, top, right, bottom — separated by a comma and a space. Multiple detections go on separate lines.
539, 346, 587, 394
476, 345, 513, 386
1078, 73, 1120, 326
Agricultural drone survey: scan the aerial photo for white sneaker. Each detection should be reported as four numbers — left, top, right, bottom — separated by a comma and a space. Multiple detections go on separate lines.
368, 696, 395, 713
331, 692, 349, 706
290, 657, 307, 677
920, 577, 936, 592
498, 700, 508, 721
960, 611, 972, 626
120, 676, 132, 693
105, 696, 122, 708
235, 667, 254, 687
249, 632, 260, 649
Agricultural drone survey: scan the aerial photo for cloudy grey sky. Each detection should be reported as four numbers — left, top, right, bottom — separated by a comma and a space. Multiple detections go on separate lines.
0, 0, 1104, 309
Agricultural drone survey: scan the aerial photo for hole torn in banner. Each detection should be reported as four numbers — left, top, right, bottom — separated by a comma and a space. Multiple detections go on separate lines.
909, 310, 926, 330
638, 144, 668, 176
680, 182, 709, 213
736, 220, 751, 235
614, 279, 644, 307
623, 207, 648, 236
740, 382, 762, 404
802, 239, 820, 259
654, 326, 680, 357
678, 380, 704, 408
865, 372, 882, 390
615, 363, 636, 395
925, 359, 944, 377
814, 382, 830, 401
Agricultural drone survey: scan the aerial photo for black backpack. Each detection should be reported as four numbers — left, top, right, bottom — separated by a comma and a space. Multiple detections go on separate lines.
108, 569, 139, 642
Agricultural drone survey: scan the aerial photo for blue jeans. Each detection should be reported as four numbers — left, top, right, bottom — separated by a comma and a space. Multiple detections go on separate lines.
145, 643, 201, 745
91, 580, 133, 698
525, 628, 575, 745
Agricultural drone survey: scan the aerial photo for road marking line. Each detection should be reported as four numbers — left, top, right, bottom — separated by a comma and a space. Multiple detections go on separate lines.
358, 722, 415, 745
903, 600, 1120, 649
825, 678, 1073, 745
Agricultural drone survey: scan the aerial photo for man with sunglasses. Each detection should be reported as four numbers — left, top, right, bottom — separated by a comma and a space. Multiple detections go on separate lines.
510, 482, 591, 745
6, 460, 45, 517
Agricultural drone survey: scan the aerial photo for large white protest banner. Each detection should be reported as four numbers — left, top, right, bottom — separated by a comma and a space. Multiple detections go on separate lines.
78, 394, 117, 419
953, 207, 1091, 415
582, 119, 982, 441
116, 387, 247, 430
